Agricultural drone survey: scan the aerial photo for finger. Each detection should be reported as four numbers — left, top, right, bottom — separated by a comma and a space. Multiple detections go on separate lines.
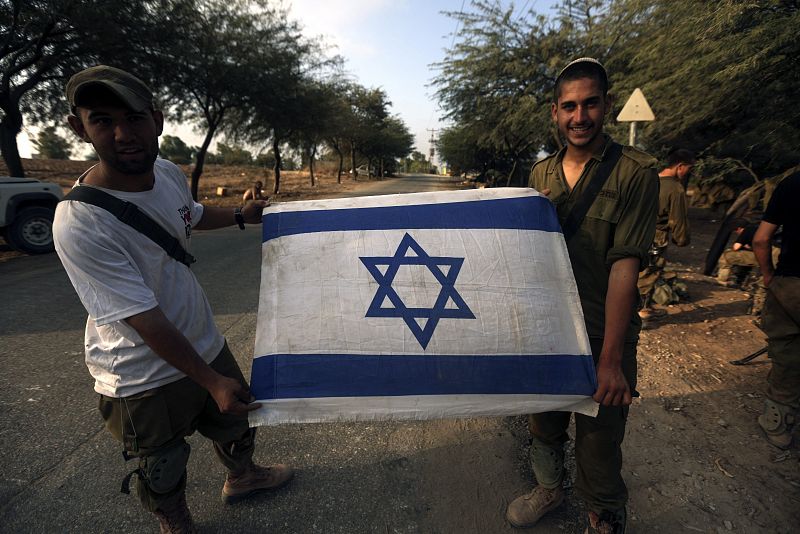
623, 388, 632, 406
234, 385, 252, 402
541, 188, 551, 196
226, 400, 262, 415
592, 387, 606, 403
241, 401, 262, 412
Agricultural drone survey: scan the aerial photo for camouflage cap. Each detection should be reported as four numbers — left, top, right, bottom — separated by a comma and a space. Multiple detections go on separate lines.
66, 65, 154, 112
556, 57, 608, 87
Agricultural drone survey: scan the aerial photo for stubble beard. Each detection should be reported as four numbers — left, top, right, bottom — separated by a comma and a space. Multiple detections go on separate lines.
109, 139, 159, 175
564, 122, 602, 149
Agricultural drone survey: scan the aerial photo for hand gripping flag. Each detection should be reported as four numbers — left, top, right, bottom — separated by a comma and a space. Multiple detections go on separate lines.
249, 188, 598, 426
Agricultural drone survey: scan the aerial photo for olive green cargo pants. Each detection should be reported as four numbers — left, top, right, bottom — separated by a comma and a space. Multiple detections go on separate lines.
527, 338, 637, 514
98, 342, 255, 512
637, 255, 666, 308
716, 249, 759, 284
763, 276, 800, 407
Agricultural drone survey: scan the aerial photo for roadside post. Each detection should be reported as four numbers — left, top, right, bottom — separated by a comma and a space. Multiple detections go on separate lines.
616, 88, 655, 147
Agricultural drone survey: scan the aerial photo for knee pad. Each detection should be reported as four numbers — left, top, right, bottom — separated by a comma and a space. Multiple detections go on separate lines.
530, 436, 564, 489
141, 441, 191, 494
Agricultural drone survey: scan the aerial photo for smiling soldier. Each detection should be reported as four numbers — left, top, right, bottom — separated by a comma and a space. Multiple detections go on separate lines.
506, 58, 659, 534
53, 65, 293, 533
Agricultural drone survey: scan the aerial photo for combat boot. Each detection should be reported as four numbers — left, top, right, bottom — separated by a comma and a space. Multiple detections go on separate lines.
585, 508, 626, 534
152, 491, 197, 534
222, 462, 294, 504
506, 485, 565, 528
758, 398, 796, 449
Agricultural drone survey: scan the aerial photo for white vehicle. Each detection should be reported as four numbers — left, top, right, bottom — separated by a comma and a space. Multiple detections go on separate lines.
349, 164, 374, 178
0, 177, 64, 254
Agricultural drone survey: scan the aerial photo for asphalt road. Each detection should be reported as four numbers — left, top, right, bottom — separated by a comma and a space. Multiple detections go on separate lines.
0, 174, 531, 533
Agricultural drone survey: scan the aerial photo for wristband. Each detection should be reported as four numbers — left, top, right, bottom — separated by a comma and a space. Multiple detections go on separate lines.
234, 207, 245, 230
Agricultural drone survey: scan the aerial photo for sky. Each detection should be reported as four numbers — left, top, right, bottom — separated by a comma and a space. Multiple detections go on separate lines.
18, 0, 552, 163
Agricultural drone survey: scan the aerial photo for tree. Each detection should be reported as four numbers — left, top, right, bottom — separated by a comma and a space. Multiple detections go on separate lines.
290, 82, 338, 186
437, 124, 494, 177
432, 1, 565, 185
159, 135, 194, 164
434, 0, 800, 187
404, 150, 432, 173
216, 142, 253, 166
222, 6, 334, 194
347, 86, 391, 177
158, 0, 304, 198
364, 115, 414, 177
254, 150, 276, 169
1, 0, 195, 176
323, 84, 357, 183
31, 125, 72, 159
598, 0, 800, 177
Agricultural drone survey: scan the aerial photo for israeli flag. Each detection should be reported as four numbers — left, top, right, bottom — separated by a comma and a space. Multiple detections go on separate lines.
249, 188, 597, 426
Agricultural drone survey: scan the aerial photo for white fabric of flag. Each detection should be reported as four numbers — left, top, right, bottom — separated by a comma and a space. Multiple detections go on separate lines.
249, 188, 597, 426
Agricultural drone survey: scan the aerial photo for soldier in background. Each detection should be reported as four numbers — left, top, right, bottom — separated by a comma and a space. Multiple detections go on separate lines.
753, 171, 800, 449
637, 149, 694, 324
242, 180, 264, 202
716, 223, 759, 286
716, 222, 781, 319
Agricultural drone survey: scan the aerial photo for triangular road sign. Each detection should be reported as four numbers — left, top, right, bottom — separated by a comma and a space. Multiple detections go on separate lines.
617, 88, 655, 122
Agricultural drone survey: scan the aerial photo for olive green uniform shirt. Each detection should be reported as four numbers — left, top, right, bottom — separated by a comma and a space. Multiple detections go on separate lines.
654, 175, 690, 248
529, 135, 659, 341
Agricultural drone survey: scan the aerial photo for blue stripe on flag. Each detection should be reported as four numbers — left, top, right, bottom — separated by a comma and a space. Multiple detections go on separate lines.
263, 196, 560, 242
250, 354, 597, 399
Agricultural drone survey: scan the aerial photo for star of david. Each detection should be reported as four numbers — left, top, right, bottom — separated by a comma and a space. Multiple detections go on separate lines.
359, 233, 475, 349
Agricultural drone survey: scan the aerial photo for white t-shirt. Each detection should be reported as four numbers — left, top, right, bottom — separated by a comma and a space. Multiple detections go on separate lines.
54, 158, 224, 397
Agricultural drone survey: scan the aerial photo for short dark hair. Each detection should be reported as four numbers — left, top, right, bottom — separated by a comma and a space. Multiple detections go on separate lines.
666, 148, 695, 167
554, 60, 609, 102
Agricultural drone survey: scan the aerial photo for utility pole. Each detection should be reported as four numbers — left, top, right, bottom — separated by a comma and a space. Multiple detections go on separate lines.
427, 128, 437, 172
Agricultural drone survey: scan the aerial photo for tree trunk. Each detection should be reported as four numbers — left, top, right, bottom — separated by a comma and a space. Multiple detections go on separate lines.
379, 158, 384, 180
505, 157, 518, 187
0, 110, 26, 177
334, 145, 343, 184
350, 144, 357, 181
272, 136, 282, 194
191, 126, 217, 201
308, 144, 317, 187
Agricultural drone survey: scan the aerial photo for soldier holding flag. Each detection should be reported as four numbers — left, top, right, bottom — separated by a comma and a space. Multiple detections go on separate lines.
507, 58, 658, 534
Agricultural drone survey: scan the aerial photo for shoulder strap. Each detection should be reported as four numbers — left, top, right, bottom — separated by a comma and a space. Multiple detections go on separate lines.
561, 142, 624, 243
62, 186, 196, 267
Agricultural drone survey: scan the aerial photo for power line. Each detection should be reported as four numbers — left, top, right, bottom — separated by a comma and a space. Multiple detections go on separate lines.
426, 0, 467, 147
450, 0, 468, 51
516, 0, 532, 20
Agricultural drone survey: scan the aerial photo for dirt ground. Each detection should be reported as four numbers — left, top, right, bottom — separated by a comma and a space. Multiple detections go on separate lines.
606, 207, 799, 533
2, 159, 798, 532
0, 158, 366, 261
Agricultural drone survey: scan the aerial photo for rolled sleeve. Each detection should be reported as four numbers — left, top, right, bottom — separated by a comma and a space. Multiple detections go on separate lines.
606, 167, 659, 268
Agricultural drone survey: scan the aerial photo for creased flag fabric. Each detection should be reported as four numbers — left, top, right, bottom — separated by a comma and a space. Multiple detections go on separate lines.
249, 187, 598, 426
